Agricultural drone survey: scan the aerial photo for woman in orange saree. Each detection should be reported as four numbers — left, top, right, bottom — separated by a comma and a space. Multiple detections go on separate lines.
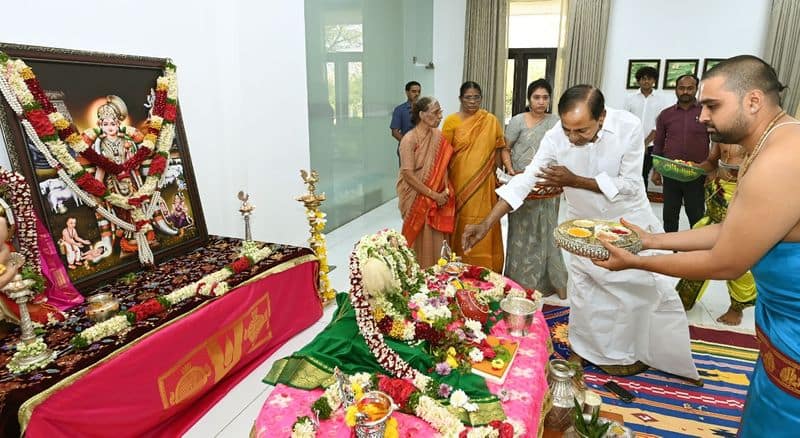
442, 82, 505, 272
397, 97, 455, 268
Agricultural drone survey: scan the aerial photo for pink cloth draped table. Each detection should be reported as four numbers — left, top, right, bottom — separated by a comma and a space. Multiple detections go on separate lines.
24, 260, 322, 438
254, 312, 550, 436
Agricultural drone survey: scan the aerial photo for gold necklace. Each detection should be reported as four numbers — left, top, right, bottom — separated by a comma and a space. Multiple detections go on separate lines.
740, 110, 786, 176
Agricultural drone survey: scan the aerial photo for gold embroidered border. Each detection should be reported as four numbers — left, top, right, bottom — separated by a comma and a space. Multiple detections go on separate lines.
756, 325, 800, 399
18, 256, 319, 433
263, 356, 336, 390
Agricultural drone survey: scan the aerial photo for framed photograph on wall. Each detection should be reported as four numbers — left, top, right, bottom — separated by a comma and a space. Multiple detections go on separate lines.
0, 43, 208, 292
626, 59, 661, 89
703, 58, 725, 73
663, 59, 699, 89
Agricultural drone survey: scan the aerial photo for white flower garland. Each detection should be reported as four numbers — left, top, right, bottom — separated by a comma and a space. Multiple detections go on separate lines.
414, 395, 466, 438
78, 314, 131, 345
6, 337, 57, 374
290, 417, 316, 438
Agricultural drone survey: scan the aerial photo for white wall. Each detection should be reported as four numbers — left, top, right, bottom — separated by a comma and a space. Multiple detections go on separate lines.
602, 0, 771, 108
0, 0, 311, 246
433, 0, 467, 115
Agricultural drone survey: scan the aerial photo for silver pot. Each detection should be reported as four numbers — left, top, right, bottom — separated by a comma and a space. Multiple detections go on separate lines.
500, 296, 537, 336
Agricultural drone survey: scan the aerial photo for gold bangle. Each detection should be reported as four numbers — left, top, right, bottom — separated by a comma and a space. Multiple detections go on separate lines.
0, 264, 6, 276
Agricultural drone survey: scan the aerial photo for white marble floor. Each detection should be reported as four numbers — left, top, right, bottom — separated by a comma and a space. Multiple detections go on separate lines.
184, 196, 754, 437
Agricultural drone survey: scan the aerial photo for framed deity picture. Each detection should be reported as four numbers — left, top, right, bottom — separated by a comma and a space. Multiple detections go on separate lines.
626, 59, 660, 89
663, 59, 699, 89
703, 58, 725, 74
0, 43, 207, 292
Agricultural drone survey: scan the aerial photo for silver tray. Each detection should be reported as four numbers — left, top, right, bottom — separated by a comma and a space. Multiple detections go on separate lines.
554, 219, 642, 260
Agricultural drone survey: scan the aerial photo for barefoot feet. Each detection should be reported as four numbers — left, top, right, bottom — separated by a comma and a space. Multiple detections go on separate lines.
716, 305, 743, 325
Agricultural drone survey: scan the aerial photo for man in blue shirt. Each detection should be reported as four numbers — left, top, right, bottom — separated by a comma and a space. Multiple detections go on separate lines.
390, 81, 421, 161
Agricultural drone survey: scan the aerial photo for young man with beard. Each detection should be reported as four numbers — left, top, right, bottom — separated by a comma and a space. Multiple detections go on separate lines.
652, 75, 710, 232
595, 55, 800, 435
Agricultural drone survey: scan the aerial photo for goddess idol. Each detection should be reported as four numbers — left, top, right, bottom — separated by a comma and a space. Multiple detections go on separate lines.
90, 95, 176, 258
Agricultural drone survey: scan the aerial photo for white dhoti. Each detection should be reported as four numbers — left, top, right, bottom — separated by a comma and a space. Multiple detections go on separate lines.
566, 210, 699, 380
64, 243, 82, 265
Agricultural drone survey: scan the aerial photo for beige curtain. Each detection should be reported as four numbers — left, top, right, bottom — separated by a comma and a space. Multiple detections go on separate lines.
553, 0, 571, 100
765, 0, 800, 115
557, 0, 611, 90
463, 0, 509, 119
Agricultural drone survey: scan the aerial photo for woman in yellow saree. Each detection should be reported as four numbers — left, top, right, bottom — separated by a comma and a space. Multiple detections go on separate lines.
442, 82, 505, 272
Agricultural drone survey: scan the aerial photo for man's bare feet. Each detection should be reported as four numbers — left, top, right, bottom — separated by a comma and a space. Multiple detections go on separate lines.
716, 305, 743, 325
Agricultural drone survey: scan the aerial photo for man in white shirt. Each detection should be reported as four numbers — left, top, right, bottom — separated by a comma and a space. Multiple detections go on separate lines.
624, 66, 671, 188
462, 85, 699, 381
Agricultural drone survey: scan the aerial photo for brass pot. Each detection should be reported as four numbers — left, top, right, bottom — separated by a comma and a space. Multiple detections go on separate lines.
85, 293, 120, 322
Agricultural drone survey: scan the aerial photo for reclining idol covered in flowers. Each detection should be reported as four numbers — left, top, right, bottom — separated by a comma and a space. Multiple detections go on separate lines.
268, 229, 541, 438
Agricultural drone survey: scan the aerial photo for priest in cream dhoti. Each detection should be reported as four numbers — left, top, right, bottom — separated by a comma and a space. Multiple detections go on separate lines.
463, 85, 699, 381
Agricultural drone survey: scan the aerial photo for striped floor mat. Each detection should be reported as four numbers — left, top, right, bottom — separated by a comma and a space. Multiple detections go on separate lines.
543, 305, 757, 437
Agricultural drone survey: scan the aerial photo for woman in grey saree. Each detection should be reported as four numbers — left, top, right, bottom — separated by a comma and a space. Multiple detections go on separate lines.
500, 79, 568, 298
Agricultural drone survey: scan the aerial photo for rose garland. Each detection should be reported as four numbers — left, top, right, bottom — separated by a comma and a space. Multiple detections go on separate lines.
303, 208, 334, 302
70, 244, 272, 347
0, 168, 40, 274
0, 52, 179, 265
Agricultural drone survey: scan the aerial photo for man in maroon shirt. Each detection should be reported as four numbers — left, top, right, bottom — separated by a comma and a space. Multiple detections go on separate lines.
652, 74, 710, 232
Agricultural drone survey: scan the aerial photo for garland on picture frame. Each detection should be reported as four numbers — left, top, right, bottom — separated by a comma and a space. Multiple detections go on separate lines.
0, 51, 179, 266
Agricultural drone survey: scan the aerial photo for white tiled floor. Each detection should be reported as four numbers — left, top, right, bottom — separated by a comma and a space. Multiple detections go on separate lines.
184, 196, 754, 437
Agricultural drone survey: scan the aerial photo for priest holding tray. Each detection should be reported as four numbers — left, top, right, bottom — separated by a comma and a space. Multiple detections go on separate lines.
462, 85, 699, 382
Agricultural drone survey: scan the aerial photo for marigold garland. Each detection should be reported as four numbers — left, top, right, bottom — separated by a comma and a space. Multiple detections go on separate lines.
303, 207, 334, 302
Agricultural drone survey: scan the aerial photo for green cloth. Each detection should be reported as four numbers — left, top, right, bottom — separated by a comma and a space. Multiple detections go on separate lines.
264, 293, 504, 425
